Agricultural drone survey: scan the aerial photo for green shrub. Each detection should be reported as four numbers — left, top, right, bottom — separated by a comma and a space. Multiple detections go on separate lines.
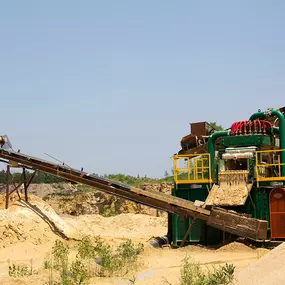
8, 263, 32, 277
180, 257, 206, 285
43, 237, 143, 283
179, 256, 235, 285
77, 236, 143, 277
206, 263, 235, 285
117, 240, 143, 266
49, 240, 89, 285
77, 236, 95, 260
44, 253, 53, 269
70, 260, 88, 284
52, 240, 69, 277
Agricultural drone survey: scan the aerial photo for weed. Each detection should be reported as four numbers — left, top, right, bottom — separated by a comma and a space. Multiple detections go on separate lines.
9, 263, 32, 277
52, 240, 69, 276
129, 275, 137, 284
47, 240, 90, 285
77, 236, 143, 277
77, 236, 95, 260
179, 256, 235, 285
117, 240, 143, 266
70, 260, 88, 284
180, 256, 206, 285
96, 242, 119, 276
98, 238, 143, 276
42, 237, 143, 283
44, 253, 53, 269
205, 263, 235, 285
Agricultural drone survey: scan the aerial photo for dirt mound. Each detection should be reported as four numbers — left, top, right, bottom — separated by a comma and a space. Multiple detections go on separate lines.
216, 241, 254, 252
234, 242, 285, 285
0, 191, 168, 248
0, 194, 78, 247
64, 213, 168, 239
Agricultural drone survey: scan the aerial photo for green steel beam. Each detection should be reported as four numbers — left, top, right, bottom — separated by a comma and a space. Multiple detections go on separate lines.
207, 130, 230, 179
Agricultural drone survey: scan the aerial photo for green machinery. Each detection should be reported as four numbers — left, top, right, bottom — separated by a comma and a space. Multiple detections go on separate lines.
171, 108, 285, 246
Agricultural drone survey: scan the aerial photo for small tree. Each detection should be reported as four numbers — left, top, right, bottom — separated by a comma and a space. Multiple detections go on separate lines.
207, 122, 224, 132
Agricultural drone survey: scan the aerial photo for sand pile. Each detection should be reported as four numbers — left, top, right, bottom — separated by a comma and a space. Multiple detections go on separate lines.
64, 213, 168, 239
0, 192, 167, 247
0, 194, 77, 247
216, 241, 254, 252
234, 242, 285, 285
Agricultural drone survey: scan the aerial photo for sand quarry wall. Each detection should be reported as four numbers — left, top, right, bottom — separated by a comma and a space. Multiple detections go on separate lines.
42, 182, 171, 217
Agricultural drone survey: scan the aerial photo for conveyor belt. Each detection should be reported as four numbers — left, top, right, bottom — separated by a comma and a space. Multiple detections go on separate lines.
0, 148, 268, 240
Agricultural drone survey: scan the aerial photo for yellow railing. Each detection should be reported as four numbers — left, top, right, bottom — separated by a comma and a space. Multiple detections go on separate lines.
173, 153, 212, 184
256, 149, 285, 185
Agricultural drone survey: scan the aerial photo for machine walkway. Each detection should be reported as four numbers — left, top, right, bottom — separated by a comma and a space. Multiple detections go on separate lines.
0, 147, 268, 241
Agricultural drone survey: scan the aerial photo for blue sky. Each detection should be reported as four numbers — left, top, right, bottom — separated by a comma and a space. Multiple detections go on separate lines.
0, 1, 284, 177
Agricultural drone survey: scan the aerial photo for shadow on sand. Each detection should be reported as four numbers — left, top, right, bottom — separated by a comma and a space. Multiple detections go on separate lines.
19, 199, 79, 241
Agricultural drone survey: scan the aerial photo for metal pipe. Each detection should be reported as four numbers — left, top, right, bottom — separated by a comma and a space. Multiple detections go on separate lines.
250, 110, 285, 176
237, 121, 242, 134
257, 120, 261, 133
207, 130, 230, 179
231, 122, 237, 134
248, 121, 252, 135
243, 120, 247, 134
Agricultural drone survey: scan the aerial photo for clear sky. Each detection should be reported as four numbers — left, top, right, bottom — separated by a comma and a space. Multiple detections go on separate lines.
0, 1, 284, 177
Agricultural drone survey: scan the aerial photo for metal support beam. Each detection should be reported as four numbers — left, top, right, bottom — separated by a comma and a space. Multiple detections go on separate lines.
180, 217, 196, 247
5, 165, 10, 209
23, 168, 28, 202
26, 170, 37, 189
4, 166, 37, 209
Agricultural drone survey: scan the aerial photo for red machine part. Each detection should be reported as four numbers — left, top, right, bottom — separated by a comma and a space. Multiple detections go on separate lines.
269, 188, 285, 238
230, 119, 272, 135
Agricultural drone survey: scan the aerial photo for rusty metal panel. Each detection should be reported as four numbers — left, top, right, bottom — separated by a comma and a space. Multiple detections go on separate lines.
207, 208, 268, 240
269, 188, 285, 238
190, 122, 207, 136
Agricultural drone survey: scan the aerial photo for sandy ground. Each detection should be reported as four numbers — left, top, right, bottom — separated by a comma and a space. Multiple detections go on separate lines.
0, 194, 271, 285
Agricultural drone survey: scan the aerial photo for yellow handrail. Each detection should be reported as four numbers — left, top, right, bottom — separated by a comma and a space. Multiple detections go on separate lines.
173, 153, 212, 185
256, 149, 285, 186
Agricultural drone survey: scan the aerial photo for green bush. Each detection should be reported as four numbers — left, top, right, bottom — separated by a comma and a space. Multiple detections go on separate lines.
70, 260, 88, 284
45, 240, 89, 285
179, 256, 235, 285
42, 236, 144, 284
8, 263, 32, 277
77, 236, 143, 277
77, 236, 96, 260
